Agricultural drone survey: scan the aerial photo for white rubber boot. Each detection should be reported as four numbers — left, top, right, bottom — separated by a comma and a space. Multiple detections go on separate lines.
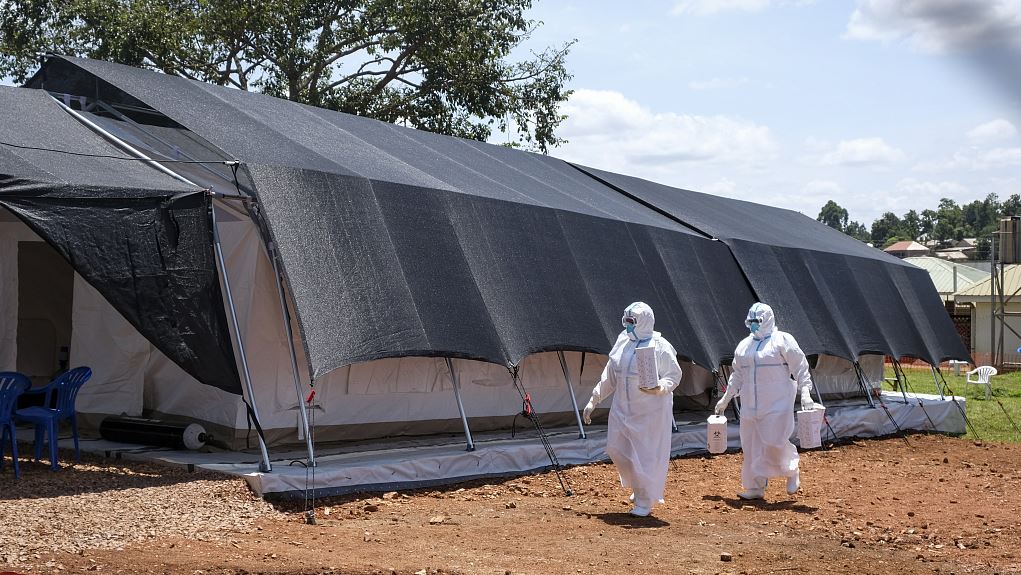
786, 470, 801, 495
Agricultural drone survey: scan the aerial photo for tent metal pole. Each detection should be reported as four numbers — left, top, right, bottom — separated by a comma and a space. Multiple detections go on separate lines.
211, 205, 272, 472
91, 99, 243, 189
445, 358, 475, 452
51, 97, 194, 187
990, 231, 996, 368
556, 351, 586, 439
930, 365, 946, 400
268, 241, 315, 468
853, 361, 876, 408
894, 360, 909, 404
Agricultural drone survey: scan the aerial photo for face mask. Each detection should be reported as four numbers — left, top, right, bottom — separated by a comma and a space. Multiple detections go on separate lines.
749, 321, 760, 334
626, 323, 636, 334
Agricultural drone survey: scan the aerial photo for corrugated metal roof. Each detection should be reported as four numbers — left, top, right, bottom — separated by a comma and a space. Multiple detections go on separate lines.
954, 264, 1021, 298
904, 257, 987, 295
885, 240, 928, 252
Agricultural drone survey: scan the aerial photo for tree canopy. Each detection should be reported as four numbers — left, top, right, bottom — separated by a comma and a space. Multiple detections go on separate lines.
820, 193, 1021, 258
817, 200, 848, 230
0, 0, 574, 152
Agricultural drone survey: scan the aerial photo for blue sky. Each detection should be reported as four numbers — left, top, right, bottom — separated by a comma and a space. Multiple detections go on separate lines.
517, 0, 1021, 225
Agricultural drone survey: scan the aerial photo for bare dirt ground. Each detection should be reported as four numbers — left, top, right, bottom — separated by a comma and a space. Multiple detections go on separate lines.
2, 433, 1020, 575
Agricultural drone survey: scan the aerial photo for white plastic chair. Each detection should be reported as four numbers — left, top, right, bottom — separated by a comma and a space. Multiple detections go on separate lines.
965, 366, 997, 400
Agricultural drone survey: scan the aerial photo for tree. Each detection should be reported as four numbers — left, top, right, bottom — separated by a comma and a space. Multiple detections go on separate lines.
0, 0, 574, 152
1003, 194, 1021, 217
817, 200, 849, 231
901, 209, 921, 240
844, 221, 871, 243
933, 197, 964, 245
975, 236, 992, 260
962, 193, 999, 238
919, 209, 938, 241
871, 212, 902, 246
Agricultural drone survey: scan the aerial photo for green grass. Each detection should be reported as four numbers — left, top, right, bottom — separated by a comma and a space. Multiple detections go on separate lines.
885, 366, 1021, 443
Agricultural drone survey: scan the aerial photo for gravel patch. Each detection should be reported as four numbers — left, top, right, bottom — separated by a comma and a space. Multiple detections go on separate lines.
0, 451, 276, 566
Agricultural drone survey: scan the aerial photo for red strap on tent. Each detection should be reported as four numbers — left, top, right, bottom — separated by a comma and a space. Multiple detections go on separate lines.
305, 389, 316, 404
522, 393, 534, 417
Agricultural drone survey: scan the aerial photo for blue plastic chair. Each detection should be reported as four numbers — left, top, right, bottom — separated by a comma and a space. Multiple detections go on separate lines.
0, 372, 31, 479
15, 366, 92, 470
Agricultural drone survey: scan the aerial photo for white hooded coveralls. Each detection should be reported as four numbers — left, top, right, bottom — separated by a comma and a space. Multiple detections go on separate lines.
587, 302, 683, 509
727, 303, 813, 491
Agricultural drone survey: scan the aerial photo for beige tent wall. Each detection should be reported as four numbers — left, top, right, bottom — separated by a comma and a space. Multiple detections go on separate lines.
812, 354, 884, 398
69, 202, 266, 439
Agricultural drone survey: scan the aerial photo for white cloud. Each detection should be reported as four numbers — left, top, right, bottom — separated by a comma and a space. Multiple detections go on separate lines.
555, 89, 778, 173
831, 178, 970, 222
797, 181, 846, 216
915, 146, 1021, 171
890, 178, 971, 207
803, 180, 844, 196
687, 76, 751, 91
967, 118, 1018, 143
672, 0, 770, 15
845, 0, 1021, 53
816, 137, 906, 166
977, 147, 1021, 166
671, 0, 814, 15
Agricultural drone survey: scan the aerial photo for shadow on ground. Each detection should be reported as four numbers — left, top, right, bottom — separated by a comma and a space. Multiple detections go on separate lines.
702, 494, 818, 514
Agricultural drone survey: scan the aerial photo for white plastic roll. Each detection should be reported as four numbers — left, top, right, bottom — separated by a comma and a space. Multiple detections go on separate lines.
182, 423, 208, 450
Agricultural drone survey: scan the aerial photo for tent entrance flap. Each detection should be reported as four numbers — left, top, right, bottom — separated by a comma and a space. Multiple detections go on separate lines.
0, 191, 243, 395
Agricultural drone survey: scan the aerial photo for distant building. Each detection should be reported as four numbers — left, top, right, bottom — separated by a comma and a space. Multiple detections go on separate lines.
954, 265, 1021, 362
934, 247, 972, 261
884, 240, 929, 258
904, 256, 986, 302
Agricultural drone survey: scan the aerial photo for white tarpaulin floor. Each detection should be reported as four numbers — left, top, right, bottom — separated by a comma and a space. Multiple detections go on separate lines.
18, 392, 966, 497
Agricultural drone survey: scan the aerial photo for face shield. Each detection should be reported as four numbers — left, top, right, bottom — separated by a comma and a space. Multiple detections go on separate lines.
622, 313, 637, 334
747, 318, 761, 333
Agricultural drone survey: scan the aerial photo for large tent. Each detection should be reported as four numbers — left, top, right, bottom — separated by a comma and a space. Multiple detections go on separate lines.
0, 56, 968, 466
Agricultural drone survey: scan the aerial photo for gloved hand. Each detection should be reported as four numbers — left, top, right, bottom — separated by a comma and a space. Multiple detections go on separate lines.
800, 387, 815, 411
715, 386, 735, 415
639, 383, 669, 395
582, 400, 595, 425
714, 395, 730, 416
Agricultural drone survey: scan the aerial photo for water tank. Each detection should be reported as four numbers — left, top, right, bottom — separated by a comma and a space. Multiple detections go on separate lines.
999, 217, 1021, 264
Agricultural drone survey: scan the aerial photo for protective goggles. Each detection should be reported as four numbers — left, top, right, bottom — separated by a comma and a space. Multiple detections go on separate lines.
747, 318, 761, 324
621, 315, 638, 327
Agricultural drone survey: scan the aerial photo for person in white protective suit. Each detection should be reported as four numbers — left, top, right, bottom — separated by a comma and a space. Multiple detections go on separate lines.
715, 302, 815, 500
582, 302, 683, 517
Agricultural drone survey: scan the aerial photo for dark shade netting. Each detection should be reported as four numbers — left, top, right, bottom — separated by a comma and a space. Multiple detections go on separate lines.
38, 56, 969, 375
577, 165, 971, 364
243, 165, 754, 375
36, 56, 757, 377
0, 86, 241, 393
